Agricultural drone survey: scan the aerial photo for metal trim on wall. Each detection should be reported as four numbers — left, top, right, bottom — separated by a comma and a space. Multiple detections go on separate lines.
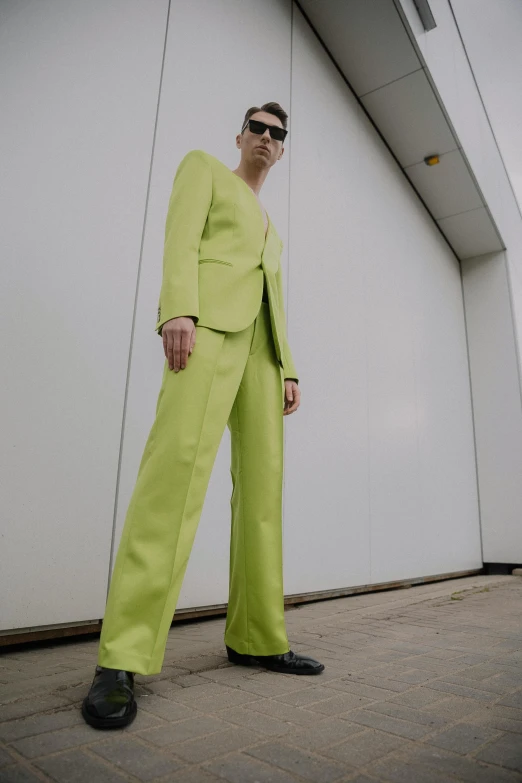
0, 568, 482, 647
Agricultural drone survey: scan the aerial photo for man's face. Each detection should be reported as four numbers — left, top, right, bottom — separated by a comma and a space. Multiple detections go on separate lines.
236, 111, 285, 169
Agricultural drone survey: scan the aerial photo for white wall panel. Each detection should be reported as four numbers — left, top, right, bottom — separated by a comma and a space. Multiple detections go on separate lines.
462, 252, 522, 562
284, 7, 481, 593
400, 0, 522, 460
114, 0, 292, 611
0, 0, 168, 630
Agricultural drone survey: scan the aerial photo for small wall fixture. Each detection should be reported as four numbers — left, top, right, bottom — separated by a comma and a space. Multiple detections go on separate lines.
424, 154, 440, 166
413, 0, 437, 31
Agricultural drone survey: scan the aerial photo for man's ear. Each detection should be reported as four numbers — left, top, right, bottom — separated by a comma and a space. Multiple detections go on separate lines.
235, 133, 242, 149
278, 145, 285, 161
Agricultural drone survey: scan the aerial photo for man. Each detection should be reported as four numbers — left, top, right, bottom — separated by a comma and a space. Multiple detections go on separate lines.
82, 102, 324, 730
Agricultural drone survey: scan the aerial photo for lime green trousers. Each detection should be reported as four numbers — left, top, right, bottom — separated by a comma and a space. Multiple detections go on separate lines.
97, 300, 290, 675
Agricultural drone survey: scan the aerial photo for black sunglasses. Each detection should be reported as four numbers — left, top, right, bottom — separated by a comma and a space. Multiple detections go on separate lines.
241, 118, 288, 142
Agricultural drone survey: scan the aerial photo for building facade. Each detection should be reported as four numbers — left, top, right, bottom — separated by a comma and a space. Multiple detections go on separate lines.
1, 0, 521, 639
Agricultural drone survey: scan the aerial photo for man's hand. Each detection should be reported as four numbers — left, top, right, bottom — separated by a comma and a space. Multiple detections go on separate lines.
162, 316, 196, 372
283, 380, 300, 415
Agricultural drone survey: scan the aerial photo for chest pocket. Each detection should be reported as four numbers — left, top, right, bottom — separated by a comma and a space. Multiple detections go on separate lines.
198, 258, 233, 266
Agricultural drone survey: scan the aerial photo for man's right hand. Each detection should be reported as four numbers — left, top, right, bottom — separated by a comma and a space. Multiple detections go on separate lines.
162, 316, 197, 372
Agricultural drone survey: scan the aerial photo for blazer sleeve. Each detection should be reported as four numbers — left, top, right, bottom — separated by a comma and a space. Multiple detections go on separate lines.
155, 149, 212, 336
276, 255, 299, 384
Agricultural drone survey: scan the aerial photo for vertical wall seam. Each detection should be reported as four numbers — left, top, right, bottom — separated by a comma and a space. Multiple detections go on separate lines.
282, 0, 294, 552
106, 0, 172, 597
503, 252, 522, 417
459, 259, 485, 564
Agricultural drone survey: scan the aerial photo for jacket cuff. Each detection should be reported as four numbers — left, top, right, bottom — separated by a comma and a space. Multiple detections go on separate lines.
155, 303, 199, 336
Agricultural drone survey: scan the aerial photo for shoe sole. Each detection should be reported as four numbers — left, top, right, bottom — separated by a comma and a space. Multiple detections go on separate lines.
81, 697, 137, 729
229, 656, 325, 675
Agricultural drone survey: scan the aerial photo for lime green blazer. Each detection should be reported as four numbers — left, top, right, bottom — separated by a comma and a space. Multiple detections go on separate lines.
155, 149, 298, 383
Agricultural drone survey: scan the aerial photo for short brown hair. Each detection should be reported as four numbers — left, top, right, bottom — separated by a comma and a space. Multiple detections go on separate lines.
241, 101, 288, 131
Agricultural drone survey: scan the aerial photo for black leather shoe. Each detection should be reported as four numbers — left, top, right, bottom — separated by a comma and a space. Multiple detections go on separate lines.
81, 666, 137, 729
226, 645, 324, 674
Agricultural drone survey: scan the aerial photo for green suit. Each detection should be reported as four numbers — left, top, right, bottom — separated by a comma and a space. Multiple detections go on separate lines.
156, 150, 298, 383
97, 150, 297, 675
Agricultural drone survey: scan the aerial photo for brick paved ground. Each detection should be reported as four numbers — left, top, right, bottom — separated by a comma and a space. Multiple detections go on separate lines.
1, 574, 521, 783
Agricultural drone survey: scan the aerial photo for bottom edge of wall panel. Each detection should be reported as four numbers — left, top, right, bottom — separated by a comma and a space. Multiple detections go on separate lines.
0, 567, 485, 647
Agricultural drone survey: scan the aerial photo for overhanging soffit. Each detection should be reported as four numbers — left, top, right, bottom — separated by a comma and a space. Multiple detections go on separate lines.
297, 0, 504, 260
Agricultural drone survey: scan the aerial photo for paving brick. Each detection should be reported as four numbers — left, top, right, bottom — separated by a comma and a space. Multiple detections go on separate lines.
164, 768, 223, 783
420, 694, 483, 721
110, 708, 160, 735
171, 654, 229, 673
10, 724, 100, 759
365, 667, 435, 684
412, 648, 467, 661
385, 670, 440, 686
339, 674, 412, 693
243, 699, 319, 726
174, 726, 257, 763
376, 643, 436, 656
138, 694, 200, 721
362, 701, 447, 729
475, 733, 522, 773
216, 705, 292, 737
405, 744, 522, 783
426, 722, 500, 754
497, 651, 522, 667
198, 667, 256, 685
394, 656, 468, 674
0, 764, 46, 782
232, 675, 311, 698
172, 674, 213, 689
498, 690, 522, 710
423, 680, 498, 702
35, 748, 129, 782
441, 674, 512, 695
91, 736, 183, 780
469, 705, 522, 734
0, 708, 81, 743
354, 649, 413, 664
307, 693, 374, 716
367, 756, 466, 783
345, 709, 431, 740
136, 681, 181, 700
0, 667, 95, 705
453, 654, 496, 666
274, 686, 341, 707
137, 715, 224, 746
454, 664, 507, 681
483, 704, 522, 723
0, 745, 17, 767
169, 681, 232, 701
207, 751, 302, 783
386, 688, 445, 709
482, 669, 522, 692
0, 695, 71, 722
185, 689, 261, 713
286, 719, 364, 751
320, 679, 409, 701
247, 740, 347, 783
322, 728, 410, 766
